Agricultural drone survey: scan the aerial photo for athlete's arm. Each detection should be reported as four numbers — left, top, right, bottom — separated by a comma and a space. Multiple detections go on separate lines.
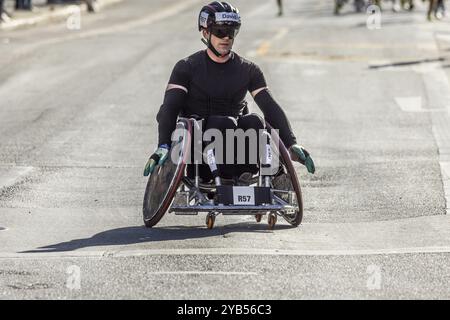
248, 63, 297, 148
252, 86, 314, 173
252, 88, 297, 148
156, 88, 187, 145
156, 60, 190, 146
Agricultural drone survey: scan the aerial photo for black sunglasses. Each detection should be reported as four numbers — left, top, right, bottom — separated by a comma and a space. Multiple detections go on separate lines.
210, 25, 240, 39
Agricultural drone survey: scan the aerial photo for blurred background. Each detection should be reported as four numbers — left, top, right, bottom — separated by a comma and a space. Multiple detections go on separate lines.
1, 0, 449, 25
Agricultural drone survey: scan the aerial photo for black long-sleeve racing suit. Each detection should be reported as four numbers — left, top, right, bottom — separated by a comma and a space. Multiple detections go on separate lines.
156, 50, 297, 149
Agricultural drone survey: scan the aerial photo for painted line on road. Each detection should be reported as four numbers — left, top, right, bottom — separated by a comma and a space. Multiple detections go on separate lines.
435, 33, 450, 43
394, 96, 447, 113
247, 28, 289, 57
2, 246, 450, 260
110, 247, 450, 257
395, 96, 422, 112
146, 271, 258, 276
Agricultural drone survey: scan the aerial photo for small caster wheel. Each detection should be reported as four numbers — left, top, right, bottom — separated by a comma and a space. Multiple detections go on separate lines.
268, 213, 277, 229
255, 214, 262, 223
206, 213, 216, 229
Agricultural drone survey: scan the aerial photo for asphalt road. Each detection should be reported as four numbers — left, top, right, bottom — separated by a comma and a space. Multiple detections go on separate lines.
1, 0, 450, 299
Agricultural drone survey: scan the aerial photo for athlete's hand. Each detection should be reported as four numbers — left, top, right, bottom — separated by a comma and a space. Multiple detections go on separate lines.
289, 144, 315, 174
143, 144, 170, 176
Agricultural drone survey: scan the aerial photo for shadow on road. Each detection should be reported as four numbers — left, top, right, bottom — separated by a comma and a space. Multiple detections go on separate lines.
19, 223, 294, 253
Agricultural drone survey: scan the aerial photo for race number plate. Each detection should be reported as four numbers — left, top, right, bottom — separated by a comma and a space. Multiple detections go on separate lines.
232, 187, 255, 205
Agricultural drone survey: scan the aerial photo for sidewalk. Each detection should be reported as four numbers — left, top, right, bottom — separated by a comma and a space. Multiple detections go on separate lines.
0, 0, 123, 30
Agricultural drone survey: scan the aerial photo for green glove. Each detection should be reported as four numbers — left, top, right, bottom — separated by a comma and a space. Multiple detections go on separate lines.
289, 144, 315, 174
143, 145, 170, 176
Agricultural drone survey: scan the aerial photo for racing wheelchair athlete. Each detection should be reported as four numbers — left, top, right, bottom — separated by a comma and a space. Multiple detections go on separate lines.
143, 1, 315, 229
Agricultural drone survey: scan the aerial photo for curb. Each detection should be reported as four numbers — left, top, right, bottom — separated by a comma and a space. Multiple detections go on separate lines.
0, 0, 123, 31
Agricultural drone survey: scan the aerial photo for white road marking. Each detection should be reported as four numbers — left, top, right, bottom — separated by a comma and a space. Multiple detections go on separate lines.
435, 33, 450, 43
113, 247, 450, 257
2, 246, 450, 260
146, 271, 258, 276
302, 69, 327, 76
395, 97, 422, 112
394, 96, 445, 113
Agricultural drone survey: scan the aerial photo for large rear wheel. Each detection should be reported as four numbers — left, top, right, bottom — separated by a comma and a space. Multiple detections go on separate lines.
266, 122, 303, 226
143, 119, 192, 228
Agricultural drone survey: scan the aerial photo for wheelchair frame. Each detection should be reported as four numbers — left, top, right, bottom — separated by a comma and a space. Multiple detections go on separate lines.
143, 118, 303, 229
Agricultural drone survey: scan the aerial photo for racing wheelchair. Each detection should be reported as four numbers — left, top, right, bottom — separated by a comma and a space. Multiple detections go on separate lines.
143, 117, 303, 229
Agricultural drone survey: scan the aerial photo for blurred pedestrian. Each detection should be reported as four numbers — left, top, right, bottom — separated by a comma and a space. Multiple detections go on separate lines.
354, 0, 365, 12
15, 0, 32, 10
435, 0, 446, 18
276, 0, 282, 16
427, 0, 437, 20
85, 0, 98, 12
334, 0, 369, 15
0, 0, 4, 22
334, 0, 345, 15
400, 0, 415, 10
370, 0, 381, 8
46, 0, 98, 13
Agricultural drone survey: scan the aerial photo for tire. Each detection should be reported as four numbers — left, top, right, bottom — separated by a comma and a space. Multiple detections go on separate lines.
143, 119, 192, 228
266, 122, 304, 226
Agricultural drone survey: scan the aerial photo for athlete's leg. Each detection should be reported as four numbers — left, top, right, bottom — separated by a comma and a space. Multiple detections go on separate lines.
428, 0, 437, 20
277, 0, 283, 16
235, 113, 265, 177
203, 115, 238, 179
